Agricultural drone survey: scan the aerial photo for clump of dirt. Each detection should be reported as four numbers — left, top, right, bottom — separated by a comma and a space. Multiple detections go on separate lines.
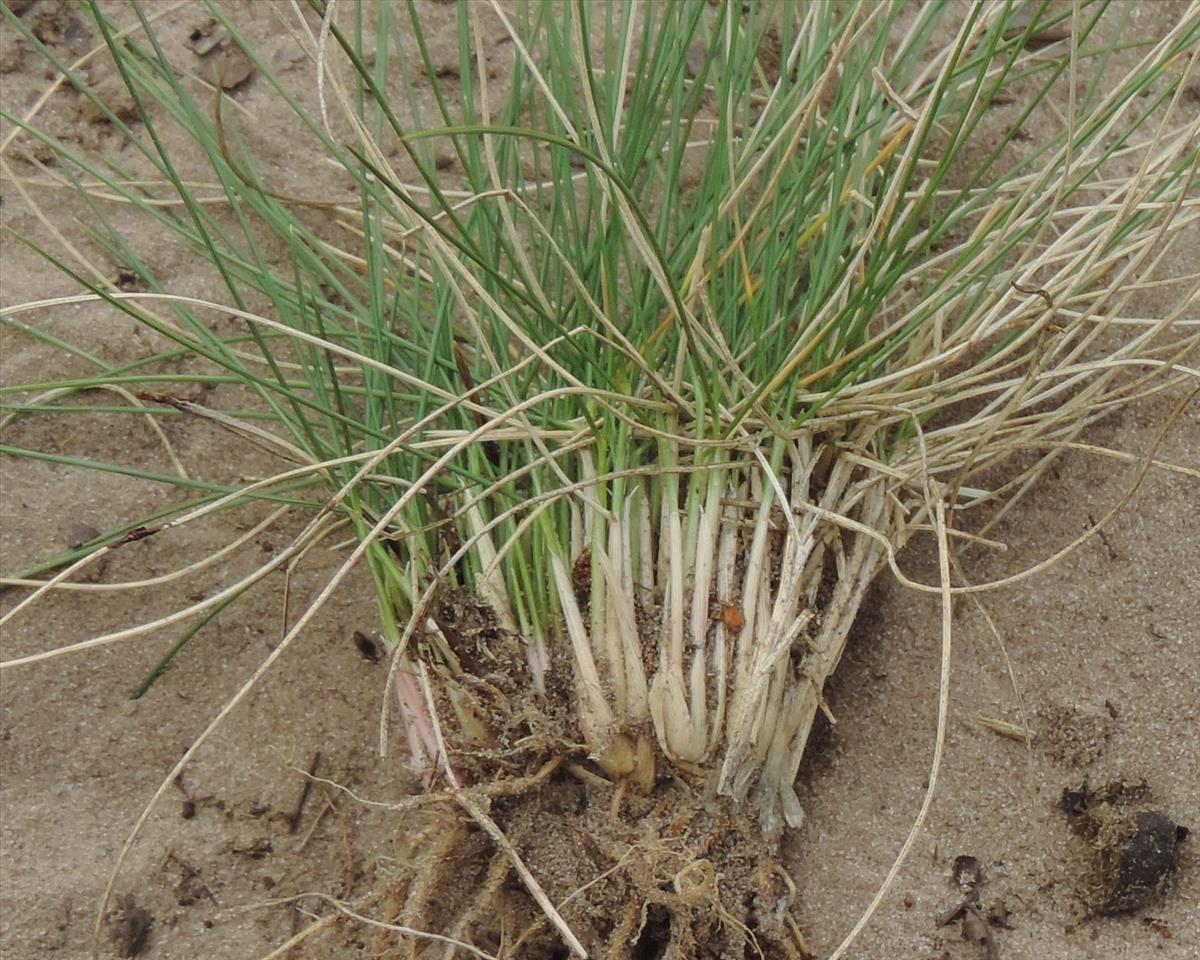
105, 893, 153, 959
364, 779, 804, 959
317, 594, 810, 959
1038, 703, 1112, 768
1059, 778, 1190, 917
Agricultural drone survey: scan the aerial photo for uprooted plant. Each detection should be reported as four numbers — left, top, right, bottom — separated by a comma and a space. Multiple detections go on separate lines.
2, 0, 1198, 957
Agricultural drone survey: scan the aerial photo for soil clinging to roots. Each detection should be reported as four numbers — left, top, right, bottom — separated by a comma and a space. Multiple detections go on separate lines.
361, 594, 813, 960
370, 778, 805, 960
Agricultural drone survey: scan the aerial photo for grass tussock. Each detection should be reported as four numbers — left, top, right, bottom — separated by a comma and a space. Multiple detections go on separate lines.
2, 1, 1198, 956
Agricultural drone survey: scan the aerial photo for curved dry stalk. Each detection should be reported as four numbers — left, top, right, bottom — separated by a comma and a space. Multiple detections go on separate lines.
1006, 439, 1199, 480
5, 161, 233, 206
295, 756, 562, 815
1, 154, 129, 294
0, 287, 369, 379
262, 891, 502, 960
0, 443, 389, 644
0, 292, 471, 410
417, 661, 588, 959
87, 383, 191, 479
0, 540, 128, 629
828, 487, 955, 960
822, 378, 1194, 954
0, 515, 332, 666
1, 504, 291, 593
80, 479, 411, 957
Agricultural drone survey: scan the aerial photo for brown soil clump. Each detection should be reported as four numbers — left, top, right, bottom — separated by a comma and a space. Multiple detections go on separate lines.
368, 780, 803, 959
1059, 778, 1190, 917
352, 596, 809, 959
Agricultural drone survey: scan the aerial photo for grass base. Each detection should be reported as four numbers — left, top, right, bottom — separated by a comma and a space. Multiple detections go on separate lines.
292, 592, 814, 959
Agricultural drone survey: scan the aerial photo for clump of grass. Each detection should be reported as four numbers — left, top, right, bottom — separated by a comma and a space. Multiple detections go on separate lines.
2, 1, 1198, 957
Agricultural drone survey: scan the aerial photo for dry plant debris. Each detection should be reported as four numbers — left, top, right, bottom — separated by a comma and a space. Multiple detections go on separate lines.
104, 893, 152, 959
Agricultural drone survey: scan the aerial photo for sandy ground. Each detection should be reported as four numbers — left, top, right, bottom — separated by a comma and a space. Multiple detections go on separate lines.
2, 2, 1197, 959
